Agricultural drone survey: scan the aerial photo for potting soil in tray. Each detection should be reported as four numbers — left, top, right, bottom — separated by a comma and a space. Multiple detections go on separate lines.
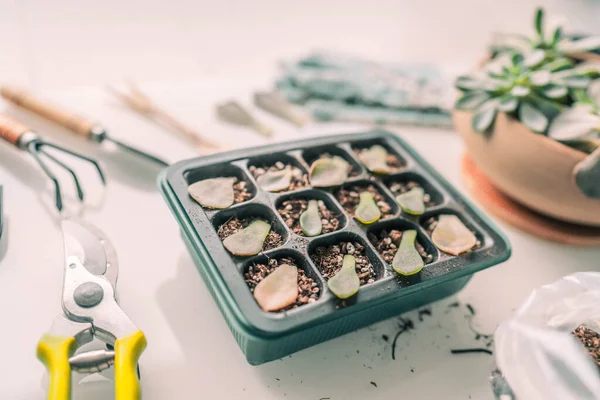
159, 131, 511, 365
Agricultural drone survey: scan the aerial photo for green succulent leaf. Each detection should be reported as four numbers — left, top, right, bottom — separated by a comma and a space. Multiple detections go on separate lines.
455, 92, 491, 110
472, 103, 498, 133
519, 102, 548, 133
455, 76, 485, 91
560, 36, 600, 53
575, 148, 600, 198
530, 70, 551, 86
557, 74, 591, 89
511, 52, 525, 66
543, 57, 574, 72
542, 84, 568, 99
551, 27, 562, 46
523, 49, 546, 68
548, 107, 600, 142
432, 215, 477, 256
498, 96, 519, 112
535, 8, 544, 40
511, 85, 531, 97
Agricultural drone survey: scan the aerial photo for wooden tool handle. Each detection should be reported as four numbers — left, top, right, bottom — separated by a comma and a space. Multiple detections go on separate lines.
1, 86, 96, 137
0, 113, 31, 146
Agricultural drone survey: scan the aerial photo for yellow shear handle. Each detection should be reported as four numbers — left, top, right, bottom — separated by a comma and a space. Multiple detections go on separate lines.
36, 334, 77, 400
114, 330, 147, 400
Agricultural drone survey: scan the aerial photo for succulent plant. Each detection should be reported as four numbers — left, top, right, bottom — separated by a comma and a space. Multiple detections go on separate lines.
253, 264, 298, 312
491, 8, 600, 63
188, 177, 236, 209
455, 51, 593, 134
223, 220, 271, 256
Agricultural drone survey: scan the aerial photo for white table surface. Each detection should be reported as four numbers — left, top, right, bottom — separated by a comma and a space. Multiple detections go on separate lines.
1, 1, 600, 399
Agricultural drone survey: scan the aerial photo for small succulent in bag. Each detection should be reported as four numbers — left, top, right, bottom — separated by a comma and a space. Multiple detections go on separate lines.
490, 8, 600, 63
455, 52, 593, 134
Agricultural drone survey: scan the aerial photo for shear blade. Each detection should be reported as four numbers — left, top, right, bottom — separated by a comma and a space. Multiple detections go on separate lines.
61, 218, 119, 288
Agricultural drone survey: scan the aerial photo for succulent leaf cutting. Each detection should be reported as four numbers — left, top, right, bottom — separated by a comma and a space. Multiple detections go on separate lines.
253, 264, 299, 312
299, 199, 323, 236
223, 220, 272, 256
358, 145, 390, 174
395, 187, 426, 215
431, 215, 477, 256
309, 156, 350, 187
391, 230, 424, 276
256, 166, 293, 192
355, 191, 381, 224
188, 177, 236, 209
327, 254, 360, 299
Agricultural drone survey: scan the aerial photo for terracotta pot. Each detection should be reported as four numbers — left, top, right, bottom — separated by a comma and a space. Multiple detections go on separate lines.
454, 110, 600, 227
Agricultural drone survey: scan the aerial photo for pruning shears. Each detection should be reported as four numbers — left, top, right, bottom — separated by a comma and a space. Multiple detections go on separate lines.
37, 218, 147, 399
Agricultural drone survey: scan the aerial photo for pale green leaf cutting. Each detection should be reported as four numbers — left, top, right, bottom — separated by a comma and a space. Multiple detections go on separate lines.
223, 220, 271, 256
309, 156, 349, 187
253, 264, 298, 312
395, 187, 425, 215
355, 191, 381, 224
257, 166, 293, 192
358, 145, 390, 174
431, 215, 477, 256
392, 230, 424, 276
299, 200, 322, 236
188, 177, 236, 209
327, 255, 360, 299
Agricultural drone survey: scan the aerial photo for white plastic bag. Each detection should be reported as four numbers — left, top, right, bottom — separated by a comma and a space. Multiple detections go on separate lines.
495, 272, 600, 400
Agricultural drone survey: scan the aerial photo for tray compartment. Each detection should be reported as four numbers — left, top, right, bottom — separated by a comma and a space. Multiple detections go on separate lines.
366, 218, 439, 267
301, 144, 365, 178
247, 152, 309, 192
275, 188, 348, 237
334, 179, 399, 222
212, 203, 290, 257
382, 170, 447, 211
241, 248, 326, 313
308, 231, 387, 286
350, 137, 407, 173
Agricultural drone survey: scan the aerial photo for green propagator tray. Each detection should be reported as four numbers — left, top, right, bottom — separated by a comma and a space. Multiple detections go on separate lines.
159, 131, 511, 365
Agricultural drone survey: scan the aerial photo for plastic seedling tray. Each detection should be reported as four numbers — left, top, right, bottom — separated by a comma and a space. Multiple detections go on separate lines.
159, 131, 511, 365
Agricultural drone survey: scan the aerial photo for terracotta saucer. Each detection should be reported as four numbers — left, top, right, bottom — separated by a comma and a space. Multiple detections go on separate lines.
461, 154, 600, 246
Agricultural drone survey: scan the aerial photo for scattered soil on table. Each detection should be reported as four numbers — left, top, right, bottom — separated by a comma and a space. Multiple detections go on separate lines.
249, 161, 308, 191
387, 180, 435, 208
572, 325, 600, 371
244, 257, 320, 311
278, 198, 341, 236
233, 179, 254, 204
217, 217, 283, 251
310, 241, 377, 285
312, 152, 359, 177
355, 147, 404, 172
422, 215, 482, 252
335, 184, 394, 220
368, 229, 434, 265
